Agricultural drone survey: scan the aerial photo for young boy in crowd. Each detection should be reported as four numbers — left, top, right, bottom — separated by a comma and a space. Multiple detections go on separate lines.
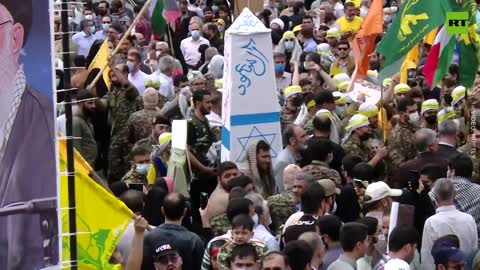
228, 244, 260, 270
217, 214, 268, 270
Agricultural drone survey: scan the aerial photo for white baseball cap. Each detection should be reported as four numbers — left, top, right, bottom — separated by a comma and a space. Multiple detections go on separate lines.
384, 258, 410, 270
364, 181, 402, 204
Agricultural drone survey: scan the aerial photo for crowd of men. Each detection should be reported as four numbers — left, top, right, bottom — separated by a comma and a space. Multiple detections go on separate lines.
54, 0, 480, 269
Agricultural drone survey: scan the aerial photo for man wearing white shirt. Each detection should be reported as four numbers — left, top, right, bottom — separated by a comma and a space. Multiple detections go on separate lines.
421, 178, 478, 269
245, 193, 279, 251
153, 55, 177, 101
180, 22, 210, 68
72, 19, 97, 56
127, 49, 148, 95
94, 15, 112, 41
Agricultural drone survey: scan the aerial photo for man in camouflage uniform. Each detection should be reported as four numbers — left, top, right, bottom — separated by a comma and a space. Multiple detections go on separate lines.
267, 191, 296, 234
133, 115, 171, 153
268, 164, 301, 233
358, 103, 383, 142
387, 97, 419, 169
342, 114, 388, 170
187, 89, 216, 177
210, 213, 230, 236
302, 137, 342, 186
127, 87, 161, 145
121, 146, 150, 193
459, 116, 480, 178
342, 115, 372, 161
206, 89, 222, 142
102, 64, 143, 183
187, 89, 217, 230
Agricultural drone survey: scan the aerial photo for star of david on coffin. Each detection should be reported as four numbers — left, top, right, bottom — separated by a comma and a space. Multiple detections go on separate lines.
236, 126, 278, 162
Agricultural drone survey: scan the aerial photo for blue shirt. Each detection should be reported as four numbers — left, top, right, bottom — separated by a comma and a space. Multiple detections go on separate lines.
72, 31, 97, 56
303, 38, 318, 53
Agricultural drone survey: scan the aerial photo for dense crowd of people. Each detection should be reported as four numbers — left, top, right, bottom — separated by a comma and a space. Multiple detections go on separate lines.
54, 0, 480, 269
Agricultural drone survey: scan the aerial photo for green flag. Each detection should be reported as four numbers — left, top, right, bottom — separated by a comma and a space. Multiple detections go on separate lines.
149, 0, 166, 37
377, 0, 456, 82
458, 0, 479, 88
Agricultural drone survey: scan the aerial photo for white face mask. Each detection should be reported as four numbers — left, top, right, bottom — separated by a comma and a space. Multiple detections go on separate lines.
384, 15, 392, 23
330, 201, 337, 214
285, 40, 294, 51
391, 6, 398, 12
126, 61, 135, 72
102, 23, 111, 31
84, 14, 93, 20
191, 30, 200, 39
378, 233, 386, 241
135, 163, 150, 175
408, 112, 420, 125
68, 16, 74, 25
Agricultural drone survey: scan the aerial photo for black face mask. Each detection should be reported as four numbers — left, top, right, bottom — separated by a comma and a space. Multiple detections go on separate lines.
425, 115, 437, 125
370, 61, 380, 71
291, 95, 304, 107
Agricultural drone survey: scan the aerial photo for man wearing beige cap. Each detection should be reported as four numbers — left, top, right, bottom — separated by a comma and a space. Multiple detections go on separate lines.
317, 179, 341, 215
364, 181, 402, 225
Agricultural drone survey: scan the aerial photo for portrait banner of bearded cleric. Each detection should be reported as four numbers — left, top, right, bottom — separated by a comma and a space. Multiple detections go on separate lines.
0, 0, 58, 269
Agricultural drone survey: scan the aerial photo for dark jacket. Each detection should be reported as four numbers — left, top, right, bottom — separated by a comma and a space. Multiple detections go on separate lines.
436, 143, 460, 163
304, 136, 345, 174
396, 189, 436, 250
335, 184, 361, 222
209, 35, 224, 54
391, 152, 448, 189
142, 223, 205, 270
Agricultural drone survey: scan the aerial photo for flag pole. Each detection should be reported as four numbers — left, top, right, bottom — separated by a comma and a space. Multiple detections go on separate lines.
87, 0, 155, 91
61, 0, 78, 268
167, 24, 175, 56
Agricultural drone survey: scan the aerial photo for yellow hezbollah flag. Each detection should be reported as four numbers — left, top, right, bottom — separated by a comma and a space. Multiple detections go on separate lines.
378, 107, 389, 143
59, 139, 132, 269
88, 40, 112, 90
400, 44, 419, 83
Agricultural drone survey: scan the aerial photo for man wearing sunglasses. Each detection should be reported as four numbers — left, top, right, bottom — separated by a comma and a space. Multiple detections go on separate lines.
153, 244, 183, 270
329, 40, 355, 77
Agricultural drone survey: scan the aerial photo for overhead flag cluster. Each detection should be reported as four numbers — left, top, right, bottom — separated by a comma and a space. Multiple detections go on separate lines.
376, 0, 457, 83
